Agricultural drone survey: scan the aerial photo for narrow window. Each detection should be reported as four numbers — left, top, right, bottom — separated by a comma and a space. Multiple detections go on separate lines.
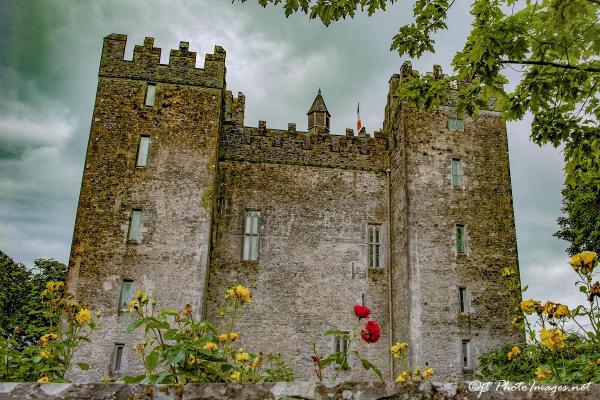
128, 209, 142, 242
459, 287, 470, 313
456, 224, 466, 254
361, 293, 366, 307
451, 159, 462, 188
113, 343, 125, 372
136, 136, 150, 167
242, 210, 260, 261
334, 331, 350, 353
462, 339, 471, 369
368, 224, 381, 268
145, 84, 156, 106
448, 118, 464, 131
119, 280, 134, 310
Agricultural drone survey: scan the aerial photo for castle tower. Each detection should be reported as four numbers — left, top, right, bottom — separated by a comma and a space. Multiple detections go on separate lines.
66, 34, 226, 381
307, 88, 330, 133
383, 62, 522, 380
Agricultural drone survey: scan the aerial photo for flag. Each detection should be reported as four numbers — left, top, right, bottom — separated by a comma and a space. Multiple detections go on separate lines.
357, 102, 362, 131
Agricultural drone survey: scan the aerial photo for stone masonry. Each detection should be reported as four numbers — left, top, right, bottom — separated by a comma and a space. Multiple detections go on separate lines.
65, 34, 522, 382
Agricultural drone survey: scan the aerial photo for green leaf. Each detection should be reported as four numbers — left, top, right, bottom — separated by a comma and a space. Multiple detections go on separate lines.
77, 362, 89, 371
164, 348, 186, 365
144, 350, 160, 372
121, 374, 145, 384
324, 329, 349, 336
127, 318, 145, 332
360, 357, 383, 381
580, 286, 588, 293
318, 354, 337, 368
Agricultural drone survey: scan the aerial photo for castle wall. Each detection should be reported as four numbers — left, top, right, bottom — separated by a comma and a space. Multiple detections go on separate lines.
66, 35, 225, 381
205, 160, 391, 380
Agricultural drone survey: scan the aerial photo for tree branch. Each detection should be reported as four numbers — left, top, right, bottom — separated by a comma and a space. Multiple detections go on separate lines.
501, 59, 600, 73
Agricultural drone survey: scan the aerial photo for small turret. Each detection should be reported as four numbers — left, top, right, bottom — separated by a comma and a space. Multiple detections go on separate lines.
307, 88, 331, 133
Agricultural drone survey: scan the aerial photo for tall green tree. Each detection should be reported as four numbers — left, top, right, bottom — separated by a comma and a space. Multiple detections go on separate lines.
0, 251, 67, 345
237, 0, 599, 188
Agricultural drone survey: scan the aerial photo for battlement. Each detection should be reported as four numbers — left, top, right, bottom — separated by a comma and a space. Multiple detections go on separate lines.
219, 121, 388, 171
99, 34, 226, 89
387, 62, 497, 111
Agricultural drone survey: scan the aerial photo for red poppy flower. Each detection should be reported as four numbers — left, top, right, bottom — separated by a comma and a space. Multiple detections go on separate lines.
310, 355, 320, 363
360, 320, 381, 344
353, 304, 371, 319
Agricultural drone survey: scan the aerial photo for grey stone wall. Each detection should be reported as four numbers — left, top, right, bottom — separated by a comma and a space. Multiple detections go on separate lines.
206, 161, 391, 381
2, 382, 598, 400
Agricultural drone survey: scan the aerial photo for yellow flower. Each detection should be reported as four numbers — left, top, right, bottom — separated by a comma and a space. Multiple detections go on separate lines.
136, 290, 143, 299
234, 284, 251, 303
421, 368, 434, 378
507, 346, 521, 360
218, 333, 228, 343
395, 371, 410, 383
554, 304, 569, 318
128, 299, 138, 313
45, 281, 64, 292
501, 267, 517, 277
40, 351, 52, 359
203, 342, 218, 351
75, 308, 92, 325
235, 351, 250, 363
571, 251, 598, 274
230, 371, 241, 381
40, 333, 58, 345
229, 332, 240, 342
540, 328, 566, 349
252, 355, 262, 369
541, 301, 555, 315
535, 367, 552, 380
512, 316, 524, 325
413, 366, 420, 376
226, 289, 235, 298
37, 375, 49, 383
188, 355, 200, 365
391, 342, 408, 358
520, 299, 539, 315
183, 304, 192, 316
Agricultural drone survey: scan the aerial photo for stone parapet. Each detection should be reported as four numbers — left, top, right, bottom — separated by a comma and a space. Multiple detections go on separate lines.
1, 381, 597, 400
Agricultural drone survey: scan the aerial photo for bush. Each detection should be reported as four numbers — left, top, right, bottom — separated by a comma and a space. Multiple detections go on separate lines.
477, 251, 600, 383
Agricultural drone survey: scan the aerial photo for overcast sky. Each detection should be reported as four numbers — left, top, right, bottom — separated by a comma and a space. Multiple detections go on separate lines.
0, 1, 576, 308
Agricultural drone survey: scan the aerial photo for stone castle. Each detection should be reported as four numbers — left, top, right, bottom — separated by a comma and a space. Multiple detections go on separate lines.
66, 34, 522, 382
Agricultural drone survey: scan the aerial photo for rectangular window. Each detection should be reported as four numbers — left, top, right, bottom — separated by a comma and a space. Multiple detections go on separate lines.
459, 287, 470, 313
145, 84, 156, 106
462, 339, 471, 369
456, 224, 466, 254
128, 209, 142, 242
242, 210, 260, 261
136, 136, 150, 167
334, 331, 350, 353
119, 280, 134, 310
448, 118, 465, 131
368, 224, 381, 268
451, 159, 462, 188
113, 343, 125, 372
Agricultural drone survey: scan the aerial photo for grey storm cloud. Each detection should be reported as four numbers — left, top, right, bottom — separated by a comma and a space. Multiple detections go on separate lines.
0, 1, 575, 308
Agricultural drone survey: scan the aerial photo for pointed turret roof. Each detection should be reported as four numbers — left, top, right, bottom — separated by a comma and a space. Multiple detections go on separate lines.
307, 88, 331, 116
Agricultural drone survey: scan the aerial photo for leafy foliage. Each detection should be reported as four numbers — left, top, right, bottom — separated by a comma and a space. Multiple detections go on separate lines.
478, 252, 600, 383
0, 251, 67, 345
236, 0, 600, 189
0, 279, 98, 382
556, 181, 600, 256
124, 285, 295, 384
